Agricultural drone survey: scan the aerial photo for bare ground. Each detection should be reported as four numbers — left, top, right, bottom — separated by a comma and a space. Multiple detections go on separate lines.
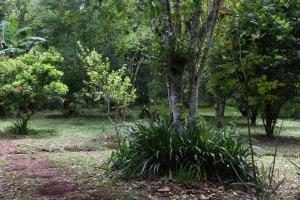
0, 140, 116, 200
0, 139, 299, 200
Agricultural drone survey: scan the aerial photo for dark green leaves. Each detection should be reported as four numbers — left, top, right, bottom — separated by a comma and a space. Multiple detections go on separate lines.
104, 117, 253, 183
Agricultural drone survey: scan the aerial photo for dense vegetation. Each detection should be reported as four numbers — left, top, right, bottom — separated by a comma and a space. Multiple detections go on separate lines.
0, 0, 299, 199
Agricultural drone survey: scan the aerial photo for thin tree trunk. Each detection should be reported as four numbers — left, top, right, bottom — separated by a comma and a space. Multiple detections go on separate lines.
115, 106, 119, 122
262, 104, 276, 138
187, 0, 222, 119
107, 99, 110, 115
250, 109, 258, 126
188, 65, 199, 119
265, 118, 275, 138
214, 94, 226, 128
168, 67, 183, 123
0, 106, 7, 117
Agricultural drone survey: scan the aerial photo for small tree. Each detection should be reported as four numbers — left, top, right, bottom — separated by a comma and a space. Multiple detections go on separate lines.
105, 67, 137, 118
0, 50, 68, 134
79, 43, 136, 118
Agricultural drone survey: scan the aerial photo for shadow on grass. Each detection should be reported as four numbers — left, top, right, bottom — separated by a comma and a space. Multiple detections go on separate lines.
45, 112, 112, 120
240, 134, 300, 149
202, 114, 244, 120
45, 114, 71, 119
240, 134, 300, 157
0, 128, 58, 139
252, 134, 300, 142
236, 122, 300, 130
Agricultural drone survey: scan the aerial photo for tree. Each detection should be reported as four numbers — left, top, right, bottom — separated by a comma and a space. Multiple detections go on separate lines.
28, 0, 141, 112
0, 50, 68, 134
206, 3, 239, 127
117, 25, 157, 104
148, 0, 224, 123
79, 44, 136, 119
234, 0, 300, 137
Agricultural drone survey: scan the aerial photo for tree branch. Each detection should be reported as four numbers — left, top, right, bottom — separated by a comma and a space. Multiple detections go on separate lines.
198, 0, 223, 76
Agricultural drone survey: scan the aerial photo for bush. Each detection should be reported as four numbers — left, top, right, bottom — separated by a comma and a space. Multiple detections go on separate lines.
62, 92, 84, 117
0, 50, 68, 134
279, 100, 300, 119
105, 118, 254, 183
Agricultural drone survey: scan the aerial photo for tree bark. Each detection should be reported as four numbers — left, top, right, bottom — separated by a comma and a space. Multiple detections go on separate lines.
107, 99, 110, 115
187, 0, 223, 119
262, 103, 277, 138
239, 105, 258, 126
214, 94, 226, 128
265, 118, 275, 138
0, 106, 7, 117
115, 106, 119, 122
151, 0, 224, 122
168, 66, 184, 123
250, 108, 258, 126
188, 65, 199, 119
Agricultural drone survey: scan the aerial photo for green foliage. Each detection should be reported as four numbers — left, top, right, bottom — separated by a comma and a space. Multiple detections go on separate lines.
105, 118, 253, 183
279, 99, 300, 119
0, 50, 68, 134
214, 0, 300, 136
0, 16, 46, 56
79, 43, 136, 116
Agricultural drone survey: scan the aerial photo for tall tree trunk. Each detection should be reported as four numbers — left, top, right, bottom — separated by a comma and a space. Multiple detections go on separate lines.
187, 0, 222, 119
115, 106, 119, 122
168, 66, 184, 123
107, 99, 110, 115
239, 105, 258, 126
250, 108, 258, 126
214, 94, 226, 128
0, 106, 7, 117
264, 118, 275, 138
188, 66, 199, 119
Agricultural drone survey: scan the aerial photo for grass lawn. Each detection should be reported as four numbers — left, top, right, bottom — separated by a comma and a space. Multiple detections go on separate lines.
0, 107, 299, 199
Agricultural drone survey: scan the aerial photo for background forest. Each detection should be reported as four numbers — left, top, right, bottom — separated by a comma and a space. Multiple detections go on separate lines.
0, 0, 299, 199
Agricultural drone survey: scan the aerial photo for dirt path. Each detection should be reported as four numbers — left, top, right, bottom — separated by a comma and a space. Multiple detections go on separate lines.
0, 140, 115, 200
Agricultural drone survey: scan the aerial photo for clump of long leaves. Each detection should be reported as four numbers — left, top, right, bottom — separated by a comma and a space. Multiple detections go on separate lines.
104, 118, 254, 183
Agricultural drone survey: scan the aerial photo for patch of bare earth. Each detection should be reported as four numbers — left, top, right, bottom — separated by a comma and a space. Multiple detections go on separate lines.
64, 146, 96, 152
0, 140, 116, 200
91, 134, 119, 149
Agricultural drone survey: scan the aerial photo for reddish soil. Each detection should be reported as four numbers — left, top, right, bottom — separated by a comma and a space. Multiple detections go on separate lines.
0, 140, 115, 200
0, 140, 17, 154
64, 146, 96, 152
92, 135, 119, 149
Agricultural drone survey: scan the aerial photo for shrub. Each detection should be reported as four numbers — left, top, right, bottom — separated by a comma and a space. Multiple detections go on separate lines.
0, 50, 68, 134
279, 100, 300, 119
105, 118, 254, 183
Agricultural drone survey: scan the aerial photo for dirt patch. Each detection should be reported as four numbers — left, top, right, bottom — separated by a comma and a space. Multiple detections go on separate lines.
5, 155, 62, 179
37, 147, 62, 153
0, 140, 16, 154
0, 140, 117, 199
64, 146, 96, 152
38, 181, 80, 196
92, 135, 119, 149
